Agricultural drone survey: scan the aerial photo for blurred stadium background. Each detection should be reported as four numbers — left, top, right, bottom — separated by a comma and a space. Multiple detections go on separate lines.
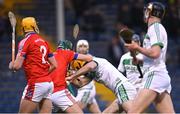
0, 0, 180, 113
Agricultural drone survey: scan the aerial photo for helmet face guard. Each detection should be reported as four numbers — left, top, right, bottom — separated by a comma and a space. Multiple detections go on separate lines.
143, 2, 165, 23
76, 40, 89, 54
22, 17, 39, 33
143, 3, 153, 23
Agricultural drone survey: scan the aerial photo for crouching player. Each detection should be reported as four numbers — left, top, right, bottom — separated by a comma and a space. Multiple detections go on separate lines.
67, 57, 137, 113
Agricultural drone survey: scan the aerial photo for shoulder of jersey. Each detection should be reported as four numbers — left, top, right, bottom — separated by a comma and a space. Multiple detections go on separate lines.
122, 52, 130, 58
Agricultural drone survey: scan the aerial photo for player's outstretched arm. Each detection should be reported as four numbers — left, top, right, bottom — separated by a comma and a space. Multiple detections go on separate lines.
9, 53, 24, 70
48, 56, 58, 73
76, 54, 93, 62
66, 61, 97, 82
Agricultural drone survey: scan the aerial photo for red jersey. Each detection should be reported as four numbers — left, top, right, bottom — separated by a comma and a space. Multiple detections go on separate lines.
18, 32, 53, 84
49, 49, 78, 93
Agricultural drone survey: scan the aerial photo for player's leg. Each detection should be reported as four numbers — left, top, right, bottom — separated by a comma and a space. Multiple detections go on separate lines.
65, 102, 83, 113
87, 98, 101, 113
39, 98, 52, 113
152, 72, 175, 113
116, 81, 137, 112
103, 99, 123, 113
39, 81, 54, 113
128, 89, 157, 113
76, 90, 91, 109
154, 91, 175, 113
19, 84, 38, 113
19, 99, 38, 113
77, 101, 86, 109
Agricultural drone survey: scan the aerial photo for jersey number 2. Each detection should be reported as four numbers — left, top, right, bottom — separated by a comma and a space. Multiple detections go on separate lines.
40, 45, 47, 64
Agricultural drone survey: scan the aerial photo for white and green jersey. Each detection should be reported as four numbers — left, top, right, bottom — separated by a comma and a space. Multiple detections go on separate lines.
143, 22, 168, 73
118, 52, 143, 86
92, 57, 128, 92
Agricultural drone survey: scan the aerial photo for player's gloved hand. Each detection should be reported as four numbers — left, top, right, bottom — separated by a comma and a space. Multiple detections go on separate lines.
66, 74, 74, 82
132, 58, 138, 65
9, 61, 16, 72
66, 70, 75, 77
9, 61, 14, 70
125, 41, 139, 51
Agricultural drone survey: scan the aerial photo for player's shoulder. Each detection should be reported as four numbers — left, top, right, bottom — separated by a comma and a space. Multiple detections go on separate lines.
19, 35, 31, 47
32, 35, 50, 47
93, 57, 109, 65
93, 56, 104, 61
121, 52, 131, 59
56, 49, 75, 55
148, 22, 165, 31
148, 22, 167, 38
64, 49, 75, 54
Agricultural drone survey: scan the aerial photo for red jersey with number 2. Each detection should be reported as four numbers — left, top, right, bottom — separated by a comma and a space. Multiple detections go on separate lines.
18, 32, 53, 84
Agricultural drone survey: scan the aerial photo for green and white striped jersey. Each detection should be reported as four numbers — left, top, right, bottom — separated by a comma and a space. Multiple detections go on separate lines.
118, 52, 143, 85
143, 22, 168, 73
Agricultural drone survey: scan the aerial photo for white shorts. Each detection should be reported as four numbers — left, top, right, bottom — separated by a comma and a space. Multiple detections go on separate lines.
134, 79, 143, 91
115, 81, 137, 104
51, 89, 77, 111
140, 70, 171, 94
76, 82, 97, 106
22, 82, 54, 102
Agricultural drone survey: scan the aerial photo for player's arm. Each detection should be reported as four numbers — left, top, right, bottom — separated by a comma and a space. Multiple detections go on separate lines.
126, 25, 164, 59
46, 44, 58, 73
71, 76, 92, 88
9, 53, 24, 70
48, 56, 58, 73
66, 61, 97, 82
76, 53, 93, 62
125, 41, 161, 59
9, 40, 27, 70
137, 44, 161, 59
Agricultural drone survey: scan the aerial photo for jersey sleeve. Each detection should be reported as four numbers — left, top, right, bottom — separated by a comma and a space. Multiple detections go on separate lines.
66, 50, 78, 62
148, 23, 164, 49
92, 57, 99, 66
117, 56, 125, 72
18, 39, 29, 58
92, 57, 99, 71
45, 42, 54, 58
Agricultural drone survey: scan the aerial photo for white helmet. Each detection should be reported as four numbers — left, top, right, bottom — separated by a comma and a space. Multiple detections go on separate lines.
76, 40, 89, 54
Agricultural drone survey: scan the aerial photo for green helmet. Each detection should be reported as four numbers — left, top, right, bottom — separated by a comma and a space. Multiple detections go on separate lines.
58, 40, 73, 50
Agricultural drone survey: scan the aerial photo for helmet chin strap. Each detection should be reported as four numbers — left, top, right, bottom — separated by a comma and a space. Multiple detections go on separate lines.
146, 17, 150, 24
32, 26, 39, 34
